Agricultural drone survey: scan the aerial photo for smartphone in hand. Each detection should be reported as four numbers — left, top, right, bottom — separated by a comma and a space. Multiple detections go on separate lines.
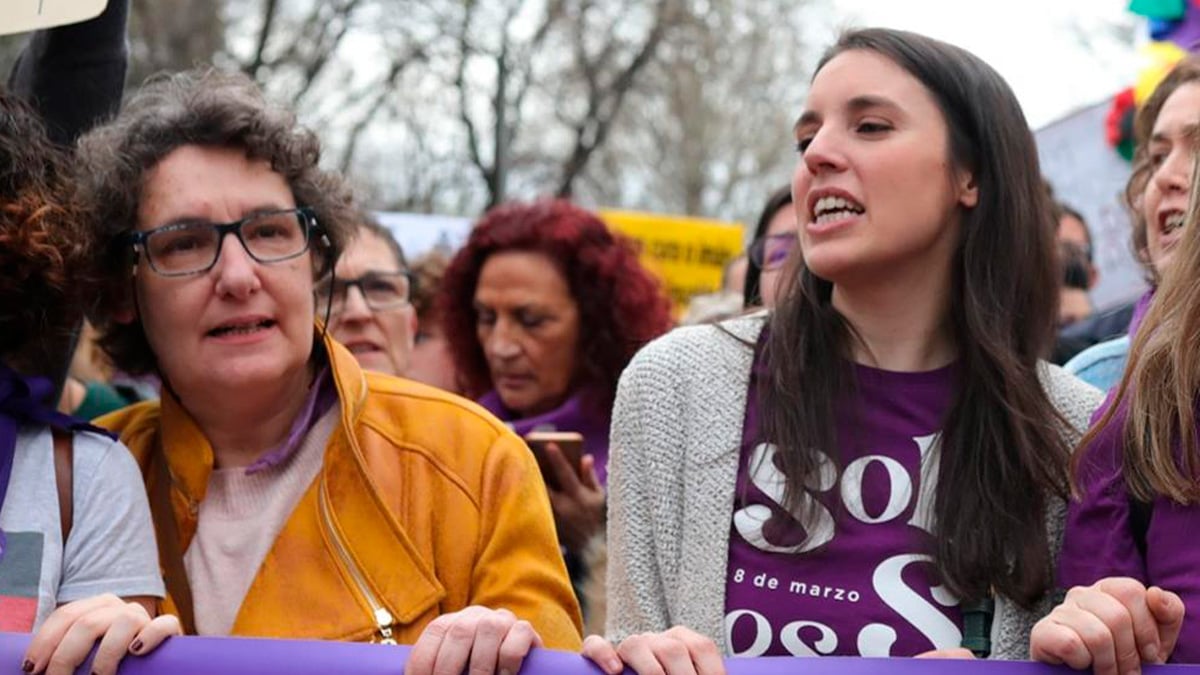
524, 430, 585, 491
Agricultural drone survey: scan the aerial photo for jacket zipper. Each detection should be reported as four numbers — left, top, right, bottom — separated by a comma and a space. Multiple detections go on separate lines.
318, 479, 397, 644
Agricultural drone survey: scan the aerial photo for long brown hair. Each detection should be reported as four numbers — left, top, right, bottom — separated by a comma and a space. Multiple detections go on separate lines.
762, 29, 1068, 608
1080, 146, 1200, 504
1123, 56, 1200, 284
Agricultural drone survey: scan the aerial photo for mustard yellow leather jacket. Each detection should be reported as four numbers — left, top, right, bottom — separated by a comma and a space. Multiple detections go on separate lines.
97, 334, 583, 648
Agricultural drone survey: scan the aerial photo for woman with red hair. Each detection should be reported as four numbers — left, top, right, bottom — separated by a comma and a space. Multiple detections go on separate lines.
440, 199, 672, 567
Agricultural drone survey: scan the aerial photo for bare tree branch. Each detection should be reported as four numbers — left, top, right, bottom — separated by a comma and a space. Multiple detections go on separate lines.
338, 52, 422, 173
290, 0, 365, 105
454, 0, 492, 196
556, 0, 675, 196
243, 0, 279, 75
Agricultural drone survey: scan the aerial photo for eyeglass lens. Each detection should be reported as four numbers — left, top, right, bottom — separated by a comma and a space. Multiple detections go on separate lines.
317, 272, 411, 314
146, 211, 307, 275
752, 234, 796, 270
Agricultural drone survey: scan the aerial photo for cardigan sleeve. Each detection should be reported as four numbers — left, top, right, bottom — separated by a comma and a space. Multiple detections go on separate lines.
605, 336, 687, 642
990, 364, 1105, 660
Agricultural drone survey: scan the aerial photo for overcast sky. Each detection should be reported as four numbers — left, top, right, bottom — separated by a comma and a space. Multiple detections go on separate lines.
818, 0, 1142, 128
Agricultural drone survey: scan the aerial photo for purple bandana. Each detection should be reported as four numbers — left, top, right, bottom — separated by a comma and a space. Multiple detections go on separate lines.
0, 362, 113, 563
478, 387, 612, 486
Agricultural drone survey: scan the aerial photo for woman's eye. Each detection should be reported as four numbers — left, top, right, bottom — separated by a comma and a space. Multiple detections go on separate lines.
795, 138, 813, 154
857, 121, 890, 134
365, 280, 399, 294
519, 313, 546, 328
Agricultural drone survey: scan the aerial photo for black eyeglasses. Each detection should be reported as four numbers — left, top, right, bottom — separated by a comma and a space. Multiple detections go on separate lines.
315, 271, 414, 315
748, 233, 798, 271
124, 207, 319, 277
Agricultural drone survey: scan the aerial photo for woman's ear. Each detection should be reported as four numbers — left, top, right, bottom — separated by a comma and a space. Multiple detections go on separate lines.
957, 171, 979, 209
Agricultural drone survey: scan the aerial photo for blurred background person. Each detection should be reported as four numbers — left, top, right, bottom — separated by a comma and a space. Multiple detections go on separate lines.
439, 199, 673, 612
1057, 240, 1094, 328
743, 185, 797, 309
1056, 203, 1098, 328
1064, 56, 1200, 389
57, 321, 145, 419
721, 254, 748, 296
407, 250, 460, 393
318, 212, 417, 377
0, 84, 164, 643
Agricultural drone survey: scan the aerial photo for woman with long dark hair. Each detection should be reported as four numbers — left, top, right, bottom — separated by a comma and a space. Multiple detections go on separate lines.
582, 28, 1102, 674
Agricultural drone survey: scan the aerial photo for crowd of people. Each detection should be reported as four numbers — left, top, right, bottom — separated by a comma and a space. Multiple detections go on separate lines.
4, 5, 1200, 675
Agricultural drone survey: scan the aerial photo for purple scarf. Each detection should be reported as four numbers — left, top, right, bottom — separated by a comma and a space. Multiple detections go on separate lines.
478, 388, 612, 486
0, 362, 113, 563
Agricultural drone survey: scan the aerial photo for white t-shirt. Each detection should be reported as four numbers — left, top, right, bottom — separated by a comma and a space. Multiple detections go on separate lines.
0, 426, 164, 630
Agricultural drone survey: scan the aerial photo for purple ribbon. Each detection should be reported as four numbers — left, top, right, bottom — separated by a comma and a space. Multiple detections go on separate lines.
0, 363, 114, 564
2, 633, 1199, 675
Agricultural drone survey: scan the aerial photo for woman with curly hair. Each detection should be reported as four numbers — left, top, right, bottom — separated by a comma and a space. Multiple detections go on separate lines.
23, 69, 581, 675
440, 199, 673, 557
0, 86, 164, 643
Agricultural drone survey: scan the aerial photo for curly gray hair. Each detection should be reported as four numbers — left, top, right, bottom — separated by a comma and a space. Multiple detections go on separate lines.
76, 67, 355, 375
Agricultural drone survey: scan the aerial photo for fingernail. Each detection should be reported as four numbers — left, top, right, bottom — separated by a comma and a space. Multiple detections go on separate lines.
499, 670, 510, 675
607, 658, 623, 673
21, 660, 33, 673
131, 639, 144, 654
1143, 644, 1160, 662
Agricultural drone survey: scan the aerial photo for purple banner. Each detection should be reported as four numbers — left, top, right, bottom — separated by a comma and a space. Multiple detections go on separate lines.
2, 633, 1199, 675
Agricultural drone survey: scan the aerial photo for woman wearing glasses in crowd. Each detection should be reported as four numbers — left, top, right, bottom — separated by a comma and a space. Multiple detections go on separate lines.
582, 28, 1104, 674
743, 186, 798, 309
21, 69, 581, 675
319, 213, 418, 378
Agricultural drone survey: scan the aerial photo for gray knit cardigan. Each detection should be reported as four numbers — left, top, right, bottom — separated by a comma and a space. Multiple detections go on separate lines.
605, 313, 1104, 659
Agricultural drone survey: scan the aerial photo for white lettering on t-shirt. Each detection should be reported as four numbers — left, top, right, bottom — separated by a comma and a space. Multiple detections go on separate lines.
841, 455, 911, 524
724, 609, 773, 656
781, 620, 839, 656
906, 433, 941, 535
733, 443, 836, 553
726, 432, 959, 656
863, 553, 961, 655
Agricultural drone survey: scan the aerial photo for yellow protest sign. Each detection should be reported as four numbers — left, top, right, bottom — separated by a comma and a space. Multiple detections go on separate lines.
599, 209, 744, 314
1, 0, 107, 36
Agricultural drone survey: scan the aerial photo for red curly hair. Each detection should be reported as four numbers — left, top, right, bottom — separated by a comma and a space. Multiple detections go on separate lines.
0, 88, 91, 375
440, 199, 673, 409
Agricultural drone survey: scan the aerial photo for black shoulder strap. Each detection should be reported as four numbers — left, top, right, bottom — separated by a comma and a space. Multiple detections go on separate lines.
1129, 496, 1153, 558
52, 429, 73, 542
150, 442, 197, 634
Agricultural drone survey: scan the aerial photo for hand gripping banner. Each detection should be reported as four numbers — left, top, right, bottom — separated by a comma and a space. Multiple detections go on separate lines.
3, 633, 1200, 675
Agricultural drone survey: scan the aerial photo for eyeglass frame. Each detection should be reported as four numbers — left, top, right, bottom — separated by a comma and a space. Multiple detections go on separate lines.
315, 270, 417, 315
747, 232, 798, 271
123, 206, 321, 277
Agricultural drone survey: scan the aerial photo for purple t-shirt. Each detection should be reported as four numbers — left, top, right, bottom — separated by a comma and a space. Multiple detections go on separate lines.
724, 342, 962, 657
1059, 392, 1200, 663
